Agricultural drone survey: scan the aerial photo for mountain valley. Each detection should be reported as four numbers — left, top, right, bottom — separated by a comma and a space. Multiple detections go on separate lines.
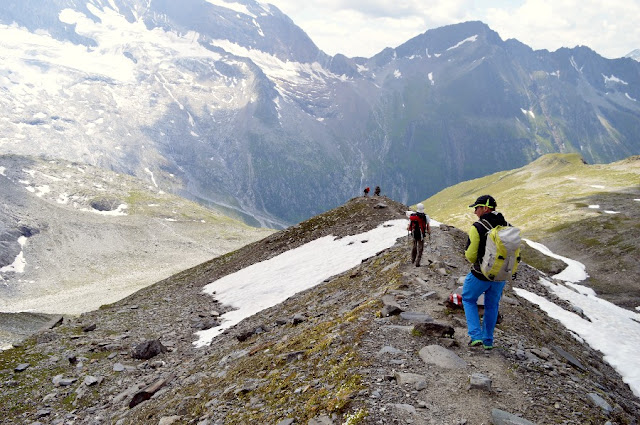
0, 154, 272, 346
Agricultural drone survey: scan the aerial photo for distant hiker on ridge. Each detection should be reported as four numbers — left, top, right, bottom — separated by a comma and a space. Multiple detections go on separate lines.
363, 187, 370, 196
407, 203, 430, 267
374, 186, 381, 196
463, 195, 521, 350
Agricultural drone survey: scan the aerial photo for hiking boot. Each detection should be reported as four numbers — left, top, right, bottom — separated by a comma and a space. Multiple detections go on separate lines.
468, 339, 483, 348
483, 344, 494, 350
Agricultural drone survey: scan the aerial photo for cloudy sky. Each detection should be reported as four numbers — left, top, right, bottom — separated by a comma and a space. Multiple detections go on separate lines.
265, 0, 640, 60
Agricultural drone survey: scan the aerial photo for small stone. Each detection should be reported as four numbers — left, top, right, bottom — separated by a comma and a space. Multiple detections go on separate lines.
394, 372, 427, 386
84, 375, 100, 386
491, 409, 536, 425
35, 409, 52, 418
377, 346, 403, 356
82, 324, 97, 332
52, 375, 77, 386
158, 416, 182, 425
113, 363, 125, 372
587, 393, 613, 414
14, 363, 30, 372
400, 312, 433, 323
418, 345, 467, 369
469, 373, 492, 391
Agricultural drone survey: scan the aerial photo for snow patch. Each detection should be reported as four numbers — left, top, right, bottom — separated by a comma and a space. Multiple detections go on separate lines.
626, 93, 637, 102
520, 108, 535, 118
57, 193, 70, 204
604, 210, 620, 214
428, 72, 434, 86
513, 281, 640, 398
569, 56, 583, 74
446, 35, 478, 51
253, 19, 264, 37
393, 69, 402, 79
35, 185, 51, 197
524, 239, 588, 283
145, 168, 158, 188
205, 0, 257, 18
0, 166, 5, 176
195, 219, 408, 346
209, 39, 337, 87
0, 236, 27, 274
588, 205, 600, 209
590, 185, 605, 189
603, 74, 628, 85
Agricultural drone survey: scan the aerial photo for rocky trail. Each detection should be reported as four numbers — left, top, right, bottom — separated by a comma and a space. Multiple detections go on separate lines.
1, 197, 639, 424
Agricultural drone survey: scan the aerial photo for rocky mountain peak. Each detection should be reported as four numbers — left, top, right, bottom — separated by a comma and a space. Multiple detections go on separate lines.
625, 48, 640, 61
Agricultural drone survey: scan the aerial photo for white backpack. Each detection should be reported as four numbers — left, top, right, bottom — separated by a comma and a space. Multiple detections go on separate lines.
478, 219, 521, 281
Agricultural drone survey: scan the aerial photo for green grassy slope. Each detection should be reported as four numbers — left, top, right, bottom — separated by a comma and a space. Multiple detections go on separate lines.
420, 153, 640, 309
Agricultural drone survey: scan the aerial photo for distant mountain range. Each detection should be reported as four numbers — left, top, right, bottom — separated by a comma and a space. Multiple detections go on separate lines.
1, 0, 639, 227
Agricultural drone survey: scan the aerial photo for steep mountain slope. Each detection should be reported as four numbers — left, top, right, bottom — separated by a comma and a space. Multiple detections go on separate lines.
1, 196, 638, 424
1, 3, 639, 226
0, 154, 272, 318
421, 153, 640, 309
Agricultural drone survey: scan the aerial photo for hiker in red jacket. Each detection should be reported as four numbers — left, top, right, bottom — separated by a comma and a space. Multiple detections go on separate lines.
407, 203, 431, 267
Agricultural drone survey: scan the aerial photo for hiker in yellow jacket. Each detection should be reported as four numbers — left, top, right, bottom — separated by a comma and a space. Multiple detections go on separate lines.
462, 195, 512, 350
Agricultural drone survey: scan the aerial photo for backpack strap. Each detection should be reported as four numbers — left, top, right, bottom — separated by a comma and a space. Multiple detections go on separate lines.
474, 219, 492, 236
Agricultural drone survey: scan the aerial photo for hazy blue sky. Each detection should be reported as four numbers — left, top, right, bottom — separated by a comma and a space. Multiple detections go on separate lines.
265, 0, 639, 59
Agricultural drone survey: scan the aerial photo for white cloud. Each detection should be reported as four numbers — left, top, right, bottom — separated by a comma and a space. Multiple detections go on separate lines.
267, 0, 639, 59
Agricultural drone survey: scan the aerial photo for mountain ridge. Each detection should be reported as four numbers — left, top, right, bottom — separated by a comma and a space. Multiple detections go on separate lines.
1, 196, 639, 424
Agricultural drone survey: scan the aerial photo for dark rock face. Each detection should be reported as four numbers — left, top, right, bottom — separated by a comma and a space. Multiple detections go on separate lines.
89, 198, 122, 212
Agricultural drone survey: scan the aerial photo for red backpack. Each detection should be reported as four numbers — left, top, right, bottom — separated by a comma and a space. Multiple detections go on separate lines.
409, 213, 426, 240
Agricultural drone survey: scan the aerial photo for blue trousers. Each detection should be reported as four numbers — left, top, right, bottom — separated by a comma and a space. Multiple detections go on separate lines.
462, 272, 506, 346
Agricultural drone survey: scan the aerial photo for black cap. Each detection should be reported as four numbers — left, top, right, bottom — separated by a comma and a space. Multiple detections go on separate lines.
469, 195, 497, 209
